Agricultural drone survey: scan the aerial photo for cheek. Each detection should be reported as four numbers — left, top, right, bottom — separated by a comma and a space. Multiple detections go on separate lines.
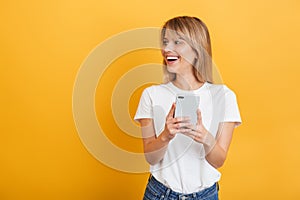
180, 50, 196, 63
179, 45, 195, 56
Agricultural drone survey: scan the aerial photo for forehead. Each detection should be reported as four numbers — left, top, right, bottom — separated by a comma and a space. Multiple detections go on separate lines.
163, 28, 184, 39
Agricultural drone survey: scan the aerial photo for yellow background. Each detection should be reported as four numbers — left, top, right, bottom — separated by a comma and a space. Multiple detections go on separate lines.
1, 0, 300, 199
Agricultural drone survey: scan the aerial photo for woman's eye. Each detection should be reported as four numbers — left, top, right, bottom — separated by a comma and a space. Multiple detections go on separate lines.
162, 40, 168, 46
174, 40, 181, 45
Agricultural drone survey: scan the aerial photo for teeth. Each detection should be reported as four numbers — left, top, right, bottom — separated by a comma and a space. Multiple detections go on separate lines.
167, 56, 179, 61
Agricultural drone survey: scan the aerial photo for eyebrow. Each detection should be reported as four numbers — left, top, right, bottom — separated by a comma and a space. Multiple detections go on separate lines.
163, 36, 185, 40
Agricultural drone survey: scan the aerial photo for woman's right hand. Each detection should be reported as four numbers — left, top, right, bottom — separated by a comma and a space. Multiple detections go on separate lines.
139, 103, 191, 165
161, 103, 192, 142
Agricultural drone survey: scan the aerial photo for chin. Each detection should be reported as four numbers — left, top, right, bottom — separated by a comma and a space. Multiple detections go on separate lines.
166, 65, 178, 74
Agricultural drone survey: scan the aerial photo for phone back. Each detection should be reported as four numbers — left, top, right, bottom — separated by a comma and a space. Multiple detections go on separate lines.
174, 94, 200, 125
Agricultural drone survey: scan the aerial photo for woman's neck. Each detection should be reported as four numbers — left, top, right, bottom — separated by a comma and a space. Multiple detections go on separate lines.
172, 74, 204, 91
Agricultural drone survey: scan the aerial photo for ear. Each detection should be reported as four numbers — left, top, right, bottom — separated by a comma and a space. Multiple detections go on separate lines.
193, 57, 198, 66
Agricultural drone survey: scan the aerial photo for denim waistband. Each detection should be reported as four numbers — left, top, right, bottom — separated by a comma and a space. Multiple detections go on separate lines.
148, 175, 218, 199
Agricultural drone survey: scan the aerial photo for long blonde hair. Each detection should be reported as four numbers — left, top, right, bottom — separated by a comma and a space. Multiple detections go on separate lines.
161, 16, 213, 83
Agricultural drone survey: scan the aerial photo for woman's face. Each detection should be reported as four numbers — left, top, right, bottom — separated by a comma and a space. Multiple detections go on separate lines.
161, 29, 197, 75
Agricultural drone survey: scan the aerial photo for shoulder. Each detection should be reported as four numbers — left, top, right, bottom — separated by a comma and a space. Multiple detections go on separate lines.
142, 83, 174, 95
205, 82, 237, 97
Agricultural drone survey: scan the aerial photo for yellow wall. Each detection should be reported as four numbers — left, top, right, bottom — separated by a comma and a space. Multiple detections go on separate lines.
1, 0, 300, 199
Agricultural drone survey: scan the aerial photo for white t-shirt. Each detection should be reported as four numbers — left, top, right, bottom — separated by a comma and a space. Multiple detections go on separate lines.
134, 82, 241, 193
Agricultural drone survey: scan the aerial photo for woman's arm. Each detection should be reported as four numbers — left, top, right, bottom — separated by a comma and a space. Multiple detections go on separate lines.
184, 110, 236, 168
204, 122, 235, 168
139, 103, 192, 165
139, 118, 170, 165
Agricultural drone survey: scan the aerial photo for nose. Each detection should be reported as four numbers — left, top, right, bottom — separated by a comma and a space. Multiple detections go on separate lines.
162, 42, 174, 53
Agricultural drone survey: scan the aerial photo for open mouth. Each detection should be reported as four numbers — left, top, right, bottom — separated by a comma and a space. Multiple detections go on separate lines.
166, 56, 179, 62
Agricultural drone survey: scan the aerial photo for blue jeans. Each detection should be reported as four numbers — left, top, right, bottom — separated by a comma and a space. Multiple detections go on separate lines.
143, 175, 219, 200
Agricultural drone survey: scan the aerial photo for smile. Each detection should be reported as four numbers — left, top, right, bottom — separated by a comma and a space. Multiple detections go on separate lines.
166, 56, 179, 62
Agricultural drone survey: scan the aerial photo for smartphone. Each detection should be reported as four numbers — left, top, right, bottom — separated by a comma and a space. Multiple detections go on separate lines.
174, 94, 200, 125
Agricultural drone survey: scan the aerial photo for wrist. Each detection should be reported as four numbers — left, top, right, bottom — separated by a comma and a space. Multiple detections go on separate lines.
160, 129, 173, 143
203, 131, 216, 153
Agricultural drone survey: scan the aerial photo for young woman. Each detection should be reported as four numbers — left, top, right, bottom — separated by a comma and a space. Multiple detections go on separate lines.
134, 16, 241, 200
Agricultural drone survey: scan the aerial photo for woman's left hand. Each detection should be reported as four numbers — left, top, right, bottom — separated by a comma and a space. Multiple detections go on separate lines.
183, 109, 216, 152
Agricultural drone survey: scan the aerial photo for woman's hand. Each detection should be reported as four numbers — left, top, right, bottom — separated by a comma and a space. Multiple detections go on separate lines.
183, 109, 237, 168
183, 109, 216, 153
161, 103, 192, 142
139, 103, 191, 165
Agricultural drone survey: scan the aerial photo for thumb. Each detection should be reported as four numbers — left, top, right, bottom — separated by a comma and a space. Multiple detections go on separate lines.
167, 103, 176, 119
196, 109, 202, 125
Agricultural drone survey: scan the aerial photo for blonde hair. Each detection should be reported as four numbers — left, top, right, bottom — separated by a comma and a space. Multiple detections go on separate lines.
161, 16, 213, 83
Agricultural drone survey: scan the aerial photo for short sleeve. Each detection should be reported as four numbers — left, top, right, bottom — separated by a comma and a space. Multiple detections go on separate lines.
223, 87, 242, 127
134, 88, 153, 121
